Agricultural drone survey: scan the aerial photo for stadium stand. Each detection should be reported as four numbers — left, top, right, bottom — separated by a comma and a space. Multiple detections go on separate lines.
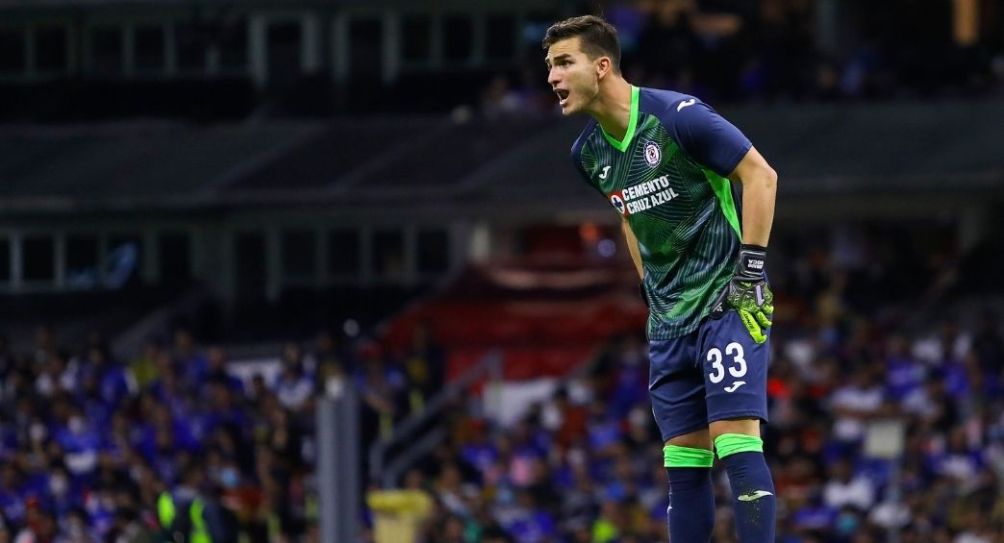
1, 218, 1003, 542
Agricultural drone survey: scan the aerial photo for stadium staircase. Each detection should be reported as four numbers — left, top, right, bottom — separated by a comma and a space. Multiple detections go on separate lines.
370, 255, 646, 485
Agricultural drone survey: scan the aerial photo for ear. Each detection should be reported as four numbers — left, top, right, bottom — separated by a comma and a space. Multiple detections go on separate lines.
595, 56, 612, 80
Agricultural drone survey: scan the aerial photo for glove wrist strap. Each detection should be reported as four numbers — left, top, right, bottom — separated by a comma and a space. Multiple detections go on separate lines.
736, 245, 768, 279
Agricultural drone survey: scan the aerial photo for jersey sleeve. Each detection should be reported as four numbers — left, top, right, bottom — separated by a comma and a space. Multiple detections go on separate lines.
570, 125, 591, 181
660, 98, 752, 177
570, 142, 589, 181
570, 124, 609, 199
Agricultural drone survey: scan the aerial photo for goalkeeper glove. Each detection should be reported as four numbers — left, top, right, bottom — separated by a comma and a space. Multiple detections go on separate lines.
726, 244, 773, 344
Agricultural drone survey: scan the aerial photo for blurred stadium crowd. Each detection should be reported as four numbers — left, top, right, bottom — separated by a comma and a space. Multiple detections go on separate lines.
0, 329, 320, 543
0, 318, 448, 543
480, 0, 1004, 118
0, 225, 1001, 543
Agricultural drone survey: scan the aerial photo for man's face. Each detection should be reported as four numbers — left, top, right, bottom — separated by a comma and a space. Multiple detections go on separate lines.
546, 36, 602, 115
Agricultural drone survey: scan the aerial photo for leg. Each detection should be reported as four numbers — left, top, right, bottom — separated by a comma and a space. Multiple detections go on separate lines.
649, 338, 714, 543
710, 419, 775, 543
699, 312, 776, 543
664, 429, 715, 543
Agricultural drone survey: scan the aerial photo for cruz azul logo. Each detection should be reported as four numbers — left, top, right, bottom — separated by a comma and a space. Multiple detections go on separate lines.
644, 141, 661, 167
609, 175, 680, 216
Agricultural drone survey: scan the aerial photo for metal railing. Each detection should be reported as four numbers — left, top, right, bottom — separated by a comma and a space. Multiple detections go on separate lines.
368, 349, 502, 488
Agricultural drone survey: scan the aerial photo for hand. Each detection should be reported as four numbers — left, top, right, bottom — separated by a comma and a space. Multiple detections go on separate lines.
726, 245, 774, 344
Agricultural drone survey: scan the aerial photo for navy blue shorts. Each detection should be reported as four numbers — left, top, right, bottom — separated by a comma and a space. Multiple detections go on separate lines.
649, 310, 771, 442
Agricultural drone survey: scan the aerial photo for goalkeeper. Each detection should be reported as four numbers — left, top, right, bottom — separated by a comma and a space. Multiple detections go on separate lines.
545, 15, 778, 543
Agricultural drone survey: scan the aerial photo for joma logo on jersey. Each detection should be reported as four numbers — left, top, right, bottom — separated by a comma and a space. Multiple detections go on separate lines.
609, 175, 680, 216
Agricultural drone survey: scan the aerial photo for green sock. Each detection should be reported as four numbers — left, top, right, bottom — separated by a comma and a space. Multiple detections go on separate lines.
714, 433, 763, 459
664, 444, 714, 468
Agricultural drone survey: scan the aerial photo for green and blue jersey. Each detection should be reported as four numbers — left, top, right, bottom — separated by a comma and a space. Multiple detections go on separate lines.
571, 86, 752, 339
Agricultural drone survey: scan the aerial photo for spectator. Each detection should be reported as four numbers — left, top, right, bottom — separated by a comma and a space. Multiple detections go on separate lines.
274, 343, 312, 412
401, 323, 445, 413
822, 458, 876, 512
203, 347, 244, 397
366, 469, 434, 543
34, 352, 75, 399
591, 499, 625, 543
480, 76, 525, 119
505, 491, 556, 543
172, 329, 207, 385
127, 340, 162, 392
356, 343, 405, 442
13, 504, 56, 543
829, 366, 886, 445
885, 335, 926, 402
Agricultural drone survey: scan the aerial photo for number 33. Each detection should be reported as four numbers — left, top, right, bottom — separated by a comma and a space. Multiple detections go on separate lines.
707, 342, 747, 384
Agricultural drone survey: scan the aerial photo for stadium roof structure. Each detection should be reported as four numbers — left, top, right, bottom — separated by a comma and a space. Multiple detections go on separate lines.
1, 100, 1002, 219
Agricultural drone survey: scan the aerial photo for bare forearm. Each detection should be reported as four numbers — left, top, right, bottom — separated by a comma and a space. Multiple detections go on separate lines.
621, 219, 644, 280
740, 168, 777, 247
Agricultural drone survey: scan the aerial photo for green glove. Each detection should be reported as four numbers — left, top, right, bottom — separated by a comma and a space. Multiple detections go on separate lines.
726, 244, 774, 344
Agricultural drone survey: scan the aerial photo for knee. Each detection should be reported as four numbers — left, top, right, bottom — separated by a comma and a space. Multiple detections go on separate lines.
664, 428, 712, 451
709, 418, 760, 442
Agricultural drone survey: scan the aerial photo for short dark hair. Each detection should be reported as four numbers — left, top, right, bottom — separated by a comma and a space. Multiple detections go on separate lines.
542, 15, 621, 73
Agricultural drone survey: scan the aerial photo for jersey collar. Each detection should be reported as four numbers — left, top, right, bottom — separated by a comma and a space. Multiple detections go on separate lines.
600, 85, 639, 153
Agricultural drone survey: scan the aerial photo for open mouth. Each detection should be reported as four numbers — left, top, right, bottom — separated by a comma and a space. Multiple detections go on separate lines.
555, 89, 570, 106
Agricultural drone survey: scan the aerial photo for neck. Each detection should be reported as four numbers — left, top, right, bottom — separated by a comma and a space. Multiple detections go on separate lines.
588, 76, 633, 140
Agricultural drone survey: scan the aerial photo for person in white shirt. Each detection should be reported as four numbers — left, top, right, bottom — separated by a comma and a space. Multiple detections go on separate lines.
823, 458, 875, 511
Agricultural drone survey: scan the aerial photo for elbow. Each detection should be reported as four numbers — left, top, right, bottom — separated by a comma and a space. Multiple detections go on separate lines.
731, 161, 777, 191
738, 166, 777, 192
763, 166, 778, 190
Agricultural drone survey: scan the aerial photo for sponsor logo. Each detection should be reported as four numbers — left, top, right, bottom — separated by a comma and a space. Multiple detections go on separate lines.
610, 193, 627, 215
599, 165, 611, 179
737, 490, 774, 502
676, 98, 696, 112
608, 175, 679, 216
644, 142, 661, 167
724, 381, 746, 393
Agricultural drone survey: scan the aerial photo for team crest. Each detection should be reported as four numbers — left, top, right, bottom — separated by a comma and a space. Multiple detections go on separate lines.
609, 193, 628, 216
644, 142, 661, 167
